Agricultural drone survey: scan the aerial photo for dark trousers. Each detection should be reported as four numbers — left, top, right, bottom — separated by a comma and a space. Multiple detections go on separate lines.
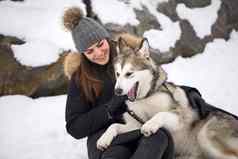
101, 128, 174, 159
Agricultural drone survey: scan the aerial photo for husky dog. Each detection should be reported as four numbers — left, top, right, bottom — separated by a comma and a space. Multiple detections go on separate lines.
96, 38, 238, 159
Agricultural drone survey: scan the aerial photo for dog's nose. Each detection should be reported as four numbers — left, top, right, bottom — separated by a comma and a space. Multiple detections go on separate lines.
115, 88, 123, 96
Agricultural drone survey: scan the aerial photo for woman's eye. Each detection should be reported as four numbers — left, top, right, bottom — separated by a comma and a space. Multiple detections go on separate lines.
85, 49, 93, 55
96, 40, 104, 48
125, 72, 133, 77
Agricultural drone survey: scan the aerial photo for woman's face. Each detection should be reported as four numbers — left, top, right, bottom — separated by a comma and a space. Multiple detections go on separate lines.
83, 39, 110, 65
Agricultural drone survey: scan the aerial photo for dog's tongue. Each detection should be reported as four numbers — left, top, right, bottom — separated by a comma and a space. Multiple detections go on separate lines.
128, 85, 136, 101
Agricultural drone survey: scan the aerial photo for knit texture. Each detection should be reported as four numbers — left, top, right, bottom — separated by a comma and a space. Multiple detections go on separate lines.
72, 17, 110, 53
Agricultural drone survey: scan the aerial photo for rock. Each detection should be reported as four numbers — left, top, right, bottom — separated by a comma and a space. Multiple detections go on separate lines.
0, 35, 25, 45
0, 44, 38, 96
30, 52, 69, 98
177, 0, 211, 8
0, 40, 69, 97
211, 0, 238, 40
157, 0, 179, 22
134, 6, 161, 36
105, 0, 238, 61
175, 20, 205, 57
10, 0, 24, 1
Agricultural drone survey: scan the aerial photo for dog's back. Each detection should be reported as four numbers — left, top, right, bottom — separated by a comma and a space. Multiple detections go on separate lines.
197, 111, 238, 159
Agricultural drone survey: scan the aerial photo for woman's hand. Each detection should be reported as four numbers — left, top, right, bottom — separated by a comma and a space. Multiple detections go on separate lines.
106, 95, 128, 118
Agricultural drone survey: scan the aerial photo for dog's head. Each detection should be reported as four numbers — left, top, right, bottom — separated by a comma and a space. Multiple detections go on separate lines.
114, 37, 167, 101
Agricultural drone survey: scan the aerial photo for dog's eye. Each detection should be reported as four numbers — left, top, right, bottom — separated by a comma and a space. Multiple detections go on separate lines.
125, 72, 133, 77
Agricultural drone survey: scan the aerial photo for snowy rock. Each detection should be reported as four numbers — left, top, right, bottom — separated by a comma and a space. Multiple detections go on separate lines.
0, 37, 69, 97
177, 0, 211, 8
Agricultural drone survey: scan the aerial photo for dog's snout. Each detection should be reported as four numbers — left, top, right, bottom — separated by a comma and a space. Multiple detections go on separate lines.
115, 88, 123, 96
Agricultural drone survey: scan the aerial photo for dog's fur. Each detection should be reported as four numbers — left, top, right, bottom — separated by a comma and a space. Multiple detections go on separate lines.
96, 38, 238, 159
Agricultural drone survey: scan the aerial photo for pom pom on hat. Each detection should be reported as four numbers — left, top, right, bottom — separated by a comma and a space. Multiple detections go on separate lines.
63, 7, 84, 31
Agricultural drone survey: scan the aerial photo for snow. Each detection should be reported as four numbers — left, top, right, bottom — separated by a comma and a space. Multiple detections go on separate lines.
92, 0, 170, 26
131, 0, 182, 52
177, 0, 221, 39
93, 0, 181, 52
0, 0, 238, 159
0, 95, 88, 159
0, 0, 85, 66
164, 30, 238, 115
92, 0, 139, 25
144, 22, 181, 52
11, 39, 61, 67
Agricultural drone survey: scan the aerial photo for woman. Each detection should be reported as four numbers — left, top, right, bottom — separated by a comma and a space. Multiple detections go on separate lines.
63, 7, 174, 159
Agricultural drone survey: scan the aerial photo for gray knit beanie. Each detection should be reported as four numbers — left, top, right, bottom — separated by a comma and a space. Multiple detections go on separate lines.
63, 7, 110, 53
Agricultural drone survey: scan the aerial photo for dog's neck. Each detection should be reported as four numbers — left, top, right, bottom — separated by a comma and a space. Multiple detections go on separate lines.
144, 65, 169, 98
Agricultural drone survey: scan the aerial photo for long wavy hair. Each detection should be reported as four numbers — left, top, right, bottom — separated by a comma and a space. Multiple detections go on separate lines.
74, 39, 117, 104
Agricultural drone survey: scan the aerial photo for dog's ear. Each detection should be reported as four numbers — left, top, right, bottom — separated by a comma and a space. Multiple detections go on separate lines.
117, 37, 129, 54
137, 38, 150, 58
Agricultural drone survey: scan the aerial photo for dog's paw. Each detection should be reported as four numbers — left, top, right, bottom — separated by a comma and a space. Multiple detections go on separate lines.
141, 120, 161, 137
96, 132, 114, 151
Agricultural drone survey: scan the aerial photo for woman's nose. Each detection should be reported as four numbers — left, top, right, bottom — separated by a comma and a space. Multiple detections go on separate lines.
94, 47, 103, 57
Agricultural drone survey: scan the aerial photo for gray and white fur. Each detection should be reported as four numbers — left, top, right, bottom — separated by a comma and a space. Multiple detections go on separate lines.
97, 38, 238, 159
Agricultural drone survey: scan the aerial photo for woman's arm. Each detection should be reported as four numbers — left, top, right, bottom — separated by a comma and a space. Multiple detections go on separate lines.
65, 77, 111, 139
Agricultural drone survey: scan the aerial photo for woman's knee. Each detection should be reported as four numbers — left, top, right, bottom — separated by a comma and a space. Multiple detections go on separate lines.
131, 129, 174, 159
101, 145, 132, 159
140, 129, 170, 146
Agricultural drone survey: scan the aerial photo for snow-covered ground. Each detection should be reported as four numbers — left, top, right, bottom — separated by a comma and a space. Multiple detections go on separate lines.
0, 0, 237, 159
0, 95, 88, 159
164, 30, 238, 115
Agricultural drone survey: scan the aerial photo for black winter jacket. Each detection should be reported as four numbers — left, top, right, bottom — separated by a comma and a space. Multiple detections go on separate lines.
65, 71, 114, 139
65, 67, 125, 159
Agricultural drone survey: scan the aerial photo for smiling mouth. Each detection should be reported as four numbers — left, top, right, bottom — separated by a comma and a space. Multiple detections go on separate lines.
96, 54, 108, 61
127, 82, 139, 102
96, 57, 105, 60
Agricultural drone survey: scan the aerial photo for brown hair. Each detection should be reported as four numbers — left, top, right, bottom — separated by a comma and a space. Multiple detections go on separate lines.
74, 39, 117, 104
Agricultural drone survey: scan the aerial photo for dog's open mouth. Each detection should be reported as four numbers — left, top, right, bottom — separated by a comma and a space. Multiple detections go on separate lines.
127, 82, 139, 102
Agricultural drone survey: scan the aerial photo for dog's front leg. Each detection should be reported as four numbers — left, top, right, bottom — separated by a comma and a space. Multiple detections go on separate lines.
141, 112, 180, 136
97, 123, 138, 151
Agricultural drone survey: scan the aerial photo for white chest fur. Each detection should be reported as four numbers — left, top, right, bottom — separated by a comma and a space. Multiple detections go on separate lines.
125, 92, 175, 122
